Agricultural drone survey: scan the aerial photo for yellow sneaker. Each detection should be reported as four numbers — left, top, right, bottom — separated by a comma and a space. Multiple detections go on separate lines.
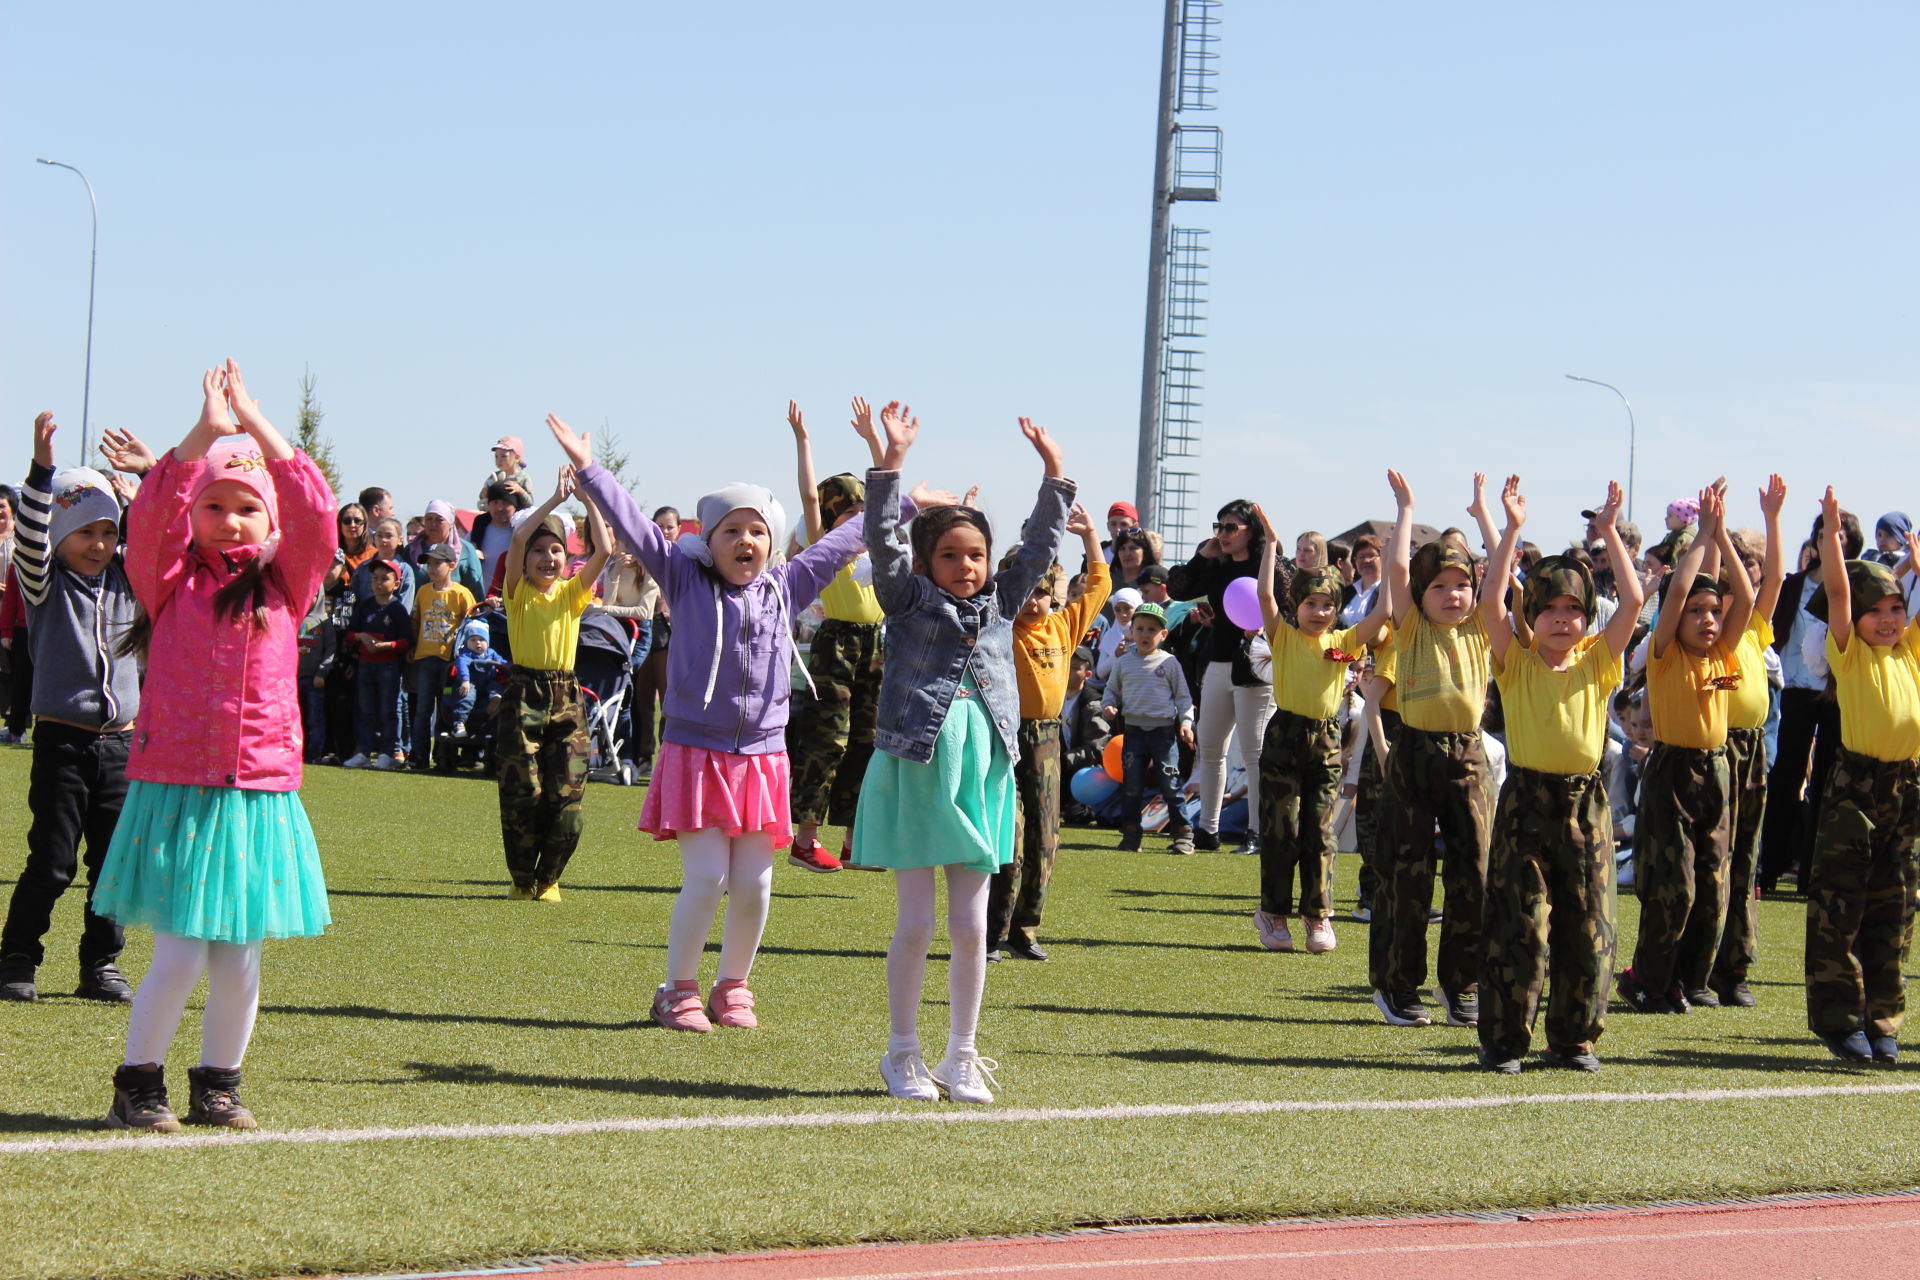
507, 885, 535, 901
535, 881, 563, 902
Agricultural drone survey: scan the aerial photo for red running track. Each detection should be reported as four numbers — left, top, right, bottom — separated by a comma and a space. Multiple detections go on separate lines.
489, 1194, 1920, 1280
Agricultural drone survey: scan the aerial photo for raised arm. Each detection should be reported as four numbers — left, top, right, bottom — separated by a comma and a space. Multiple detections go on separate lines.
849, 397, 887, 469
1652, 486, 1716, 660
505, 468, 573, 598
1385, 470, 1416, 623
994, 417, 1074, 610
1060, 505, 1113, 637
99, 427, 158, 477
864, 401, 922, 615
789, 400, 824, 544
575, 483, 613, 587
1253, 503, 1282, 635
1594, 481, 1642, 659
1754, 474, 1788, 623
174, 366, 244, 462
1466, 472, 1500, 559
1480, 474, 1524, 665
222, 360, 295, 460
1819, 486, 1852, 654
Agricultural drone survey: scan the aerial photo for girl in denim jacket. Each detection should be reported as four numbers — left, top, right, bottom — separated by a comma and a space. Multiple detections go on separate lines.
854, 402, 1073, 1104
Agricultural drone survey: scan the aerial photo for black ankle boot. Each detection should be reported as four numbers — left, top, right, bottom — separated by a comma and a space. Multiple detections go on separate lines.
186, 1066, 259, 1129
108, 1064, 183, 1133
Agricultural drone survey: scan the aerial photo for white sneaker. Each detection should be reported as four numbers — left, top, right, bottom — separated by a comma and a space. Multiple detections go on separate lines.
1304, 917, 1338, 953
342, 753, 371, 769
371, 754, 402, 771
929, 1052, 1000, 1104
1254, 908, 1294, 952
879, 1049, 939, 1101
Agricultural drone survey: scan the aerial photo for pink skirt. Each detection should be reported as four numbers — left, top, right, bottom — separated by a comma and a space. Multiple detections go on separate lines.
639, 741, 793, 848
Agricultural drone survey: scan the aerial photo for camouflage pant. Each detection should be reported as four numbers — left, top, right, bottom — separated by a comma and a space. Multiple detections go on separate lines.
1372, 727, 1492, 995
1710, 726, 1769, 988
787, 620, 883, 828
1479, 766, 1616, 1060
988, 718, 1061, 949
1258, 709, 1343, 919
1629, 742, 1731, 996
1805, 749, 1920, 1037
1354, 708, 1402, 910
496, 669, 590, 889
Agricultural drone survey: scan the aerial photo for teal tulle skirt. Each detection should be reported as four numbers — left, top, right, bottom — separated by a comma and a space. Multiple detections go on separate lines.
852, 675, 1015, 875
94, 781, 331, 943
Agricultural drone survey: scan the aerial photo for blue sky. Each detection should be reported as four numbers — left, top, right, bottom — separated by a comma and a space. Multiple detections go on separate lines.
6, 1, 1915, 556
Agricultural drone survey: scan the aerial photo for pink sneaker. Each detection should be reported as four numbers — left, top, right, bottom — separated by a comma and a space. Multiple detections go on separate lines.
1304, 917, 1338, 953
707, 979, 759, 1029
1254, 908, 1294, 952
651, 982, 712, 1033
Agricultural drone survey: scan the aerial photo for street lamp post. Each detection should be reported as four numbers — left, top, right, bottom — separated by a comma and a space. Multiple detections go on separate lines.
37, 158, 100, 462
1565, 374, 1635, 524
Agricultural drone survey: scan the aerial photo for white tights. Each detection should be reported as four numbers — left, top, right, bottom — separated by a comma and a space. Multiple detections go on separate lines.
888, 865, 991, 1060
1193, 661, 1277, 833
665, 828, 775, 983
123, 933, 263, 1069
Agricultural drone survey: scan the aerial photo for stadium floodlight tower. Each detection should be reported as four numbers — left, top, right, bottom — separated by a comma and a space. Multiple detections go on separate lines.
1133, 0, 1222, 547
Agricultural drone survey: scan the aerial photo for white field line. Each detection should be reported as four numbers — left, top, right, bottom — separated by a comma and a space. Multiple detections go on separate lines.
4, 1081, 1917, 1158
788, 1216, 1920, 1280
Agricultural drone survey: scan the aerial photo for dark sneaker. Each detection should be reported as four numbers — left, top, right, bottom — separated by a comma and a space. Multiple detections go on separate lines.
1167, 825, 1195, 856
1433, 985, 1479, 1028
1004, 940, 1049, 962
1372, 989, 1431, 1027
1477, 1050, 1521, 1075
1870, 1035, 1899, 1064
76, 962, 133, 1003
1713, 980, 1756, 1008
1192, 828, 1220, 852
1820, 1030, 1874, 1064
1667, 985, 1694, 1014
0, 954, 37, 1003
1615, 968, 1658, 1013
107, 1065, 183, 1133
1540, 1047, 1602, 1072
1684, 987, 1720, 1009
185, 1066, 259, 1129
1117, 827, 1143, 853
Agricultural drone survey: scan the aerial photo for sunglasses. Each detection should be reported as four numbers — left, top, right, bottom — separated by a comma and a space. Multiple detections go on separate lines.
1213, 521, 1244, 534
341, 517, 366, 526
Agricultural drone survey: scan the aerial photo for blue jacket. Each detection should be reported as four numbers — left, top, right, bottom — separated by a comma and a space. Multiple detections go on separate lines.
577, 463, 865, 756
866, 467, 1074, 765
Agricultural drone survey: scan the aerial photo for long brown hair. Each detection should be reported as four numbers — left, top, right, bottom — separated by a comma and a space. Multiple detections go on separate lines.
117, 549, 272, 661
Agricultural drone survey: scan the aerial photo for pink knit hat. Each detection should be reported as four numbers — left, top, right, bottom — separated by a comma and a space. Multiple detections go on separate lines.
194, 436, 280, 533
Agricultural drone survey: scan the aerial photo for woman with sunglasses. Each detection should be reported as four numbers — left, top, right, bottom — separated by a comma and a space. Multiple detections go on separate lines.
1167, 500, 1286, 853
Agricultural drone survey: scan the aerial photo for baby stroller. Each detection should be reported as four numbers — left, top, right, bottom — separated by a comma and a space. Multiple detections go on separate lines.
438, 608, 508, 772
578, 609, 636, 785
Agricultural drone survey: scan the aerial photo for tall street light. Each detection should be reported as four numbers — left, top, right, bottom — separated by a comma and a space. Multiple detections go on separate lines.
37, 158, 100, 462
1565, 374, 1635, 524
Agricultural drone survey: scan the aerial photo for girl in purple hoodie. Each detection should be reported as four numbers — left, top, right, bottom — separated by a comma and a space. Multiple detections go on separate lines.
553, 413, 880, 1033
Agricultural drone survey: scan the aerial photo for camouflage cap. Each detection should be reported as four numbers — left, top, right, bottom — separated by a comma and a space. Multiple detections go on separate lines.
1409, 540, 1475, 601
1521, 555, 1596, 626
817, 472, 865, 527
1290, 566, 1346, 609
1806, 558, 1901, 625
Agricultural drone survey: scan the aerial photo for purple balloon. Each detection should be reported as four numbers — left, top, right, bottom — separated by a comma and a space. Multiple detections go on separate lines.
1222, 575, 1264, 632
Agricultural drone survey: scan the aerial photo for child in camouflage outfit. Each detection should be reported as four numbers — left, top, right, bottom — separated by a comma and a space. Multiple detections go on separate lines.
1802, 488, 1920, 1065
1616, 484, 1755, 1015
1476, 477, 1644, 1073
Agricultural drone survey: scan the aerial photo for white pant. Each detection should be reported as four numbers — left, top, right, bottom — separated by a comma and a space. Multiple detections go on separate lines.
1193, 661, 1276, 833
888, 865, 991, 1059
123, 933, 263, 1069
665, 828, 776, 983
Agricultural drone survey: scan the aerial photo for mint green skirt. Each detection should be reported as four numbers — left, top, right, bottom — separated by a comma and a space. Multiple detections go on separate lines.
95, 781, 331, 943
852, 680, 1014, 874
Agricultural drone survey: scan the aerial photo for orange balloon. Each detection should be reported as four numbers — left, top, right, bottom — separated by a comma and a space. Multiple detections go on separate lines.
1102, 734, 1125, 782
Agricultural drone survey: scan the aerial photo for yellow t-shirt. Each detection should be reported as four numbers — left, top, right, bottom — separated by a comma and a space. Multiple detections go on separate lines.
1394, 611, 1491, 733
816, 542, 884, 625
412, 583, 478, 662
1013, 564, 1112, 719
1267, 620, 1367, 720
1828, 619, 1920, 763
1494, 636, 1621, 775
1374, 628, 1399, 715
1648, 636, 1739, 750
506, 574, 594, 671
1727, 615, 1775, 732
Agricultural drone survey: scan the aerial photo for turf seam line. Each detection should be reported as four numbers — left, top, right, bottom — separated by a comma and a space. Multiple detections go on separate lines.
5, 1080, 1916, 1157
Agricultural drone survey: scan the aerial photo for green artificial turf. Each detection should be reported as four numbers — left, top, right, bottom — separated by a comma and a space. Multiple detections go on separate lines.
0, 746, 1913, 1280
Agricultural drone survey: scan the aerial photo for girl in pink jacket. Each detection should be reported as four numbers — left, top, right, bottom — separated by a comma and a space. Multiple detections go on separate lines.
93, 361, 337, 1133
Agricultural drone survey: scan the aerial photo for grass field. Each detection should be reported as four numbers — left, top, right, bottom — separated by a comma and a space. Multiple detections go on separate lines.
1, 744, 1915, 1280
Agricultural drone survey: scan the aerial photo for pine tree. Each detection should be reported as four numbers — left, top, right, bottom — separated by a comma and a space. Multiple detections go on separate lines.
294, 367, 342, 495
